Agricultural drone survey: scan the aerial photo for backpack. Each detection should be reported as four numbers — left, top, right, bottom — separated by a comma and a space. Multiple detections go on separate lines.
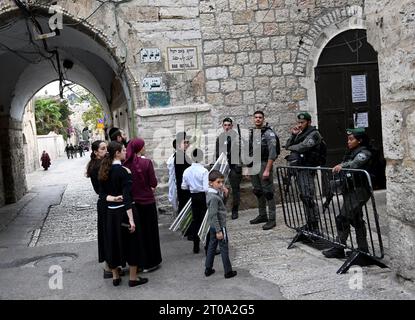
302, 129, 327, 167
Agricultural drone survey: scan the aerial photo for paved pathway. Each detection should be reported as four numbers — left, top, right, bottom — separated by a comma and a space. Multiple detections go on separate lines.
0, 154, 413, 299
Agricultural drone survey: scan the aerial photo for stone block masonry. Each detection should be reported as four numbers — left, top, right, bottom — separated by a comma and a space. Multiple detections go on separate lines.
200, 0, 366, 138
366, 0, 415, 282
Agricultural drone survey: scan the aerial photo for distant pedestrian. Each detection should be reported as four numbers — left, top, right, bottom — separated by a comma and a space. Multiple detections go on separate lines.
78, 145, 84, 157
65, 144, 71, 159
204, 170, 237, 279
124, 138, 162, 272
40, 151, 51, 170
68, 144, 75, 158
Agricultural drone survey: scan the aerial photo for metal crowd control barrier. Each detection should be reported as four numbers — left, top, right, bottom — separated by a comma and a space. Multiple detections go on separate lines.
276, 166, 388, 274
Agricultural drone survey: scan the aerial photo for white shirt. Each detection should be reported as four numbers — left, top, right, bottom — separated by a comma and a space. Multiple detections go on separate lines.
181, 163, 209, 193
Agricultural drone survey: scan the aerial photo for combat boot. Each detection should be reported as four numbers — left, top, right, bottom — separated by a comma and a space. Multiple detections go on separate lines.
250, 215, 268, 224
231, 206, 239, 220
262, 220, 276, 230
322, 247, 345, 259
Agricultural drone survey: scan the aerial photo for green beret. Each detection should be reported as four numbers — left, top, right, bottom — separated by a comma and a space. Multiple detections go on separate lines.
346, 128, 366, 135
297, 112, 311, 121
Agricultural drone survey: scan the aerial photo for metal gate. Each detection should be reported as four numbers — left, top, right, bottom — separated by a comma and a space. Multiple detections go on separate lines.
276, 166, 387, 274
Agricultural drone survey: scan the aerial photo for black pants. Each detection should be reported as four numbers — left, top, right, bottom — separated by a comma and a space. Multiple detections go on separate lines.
177, 188, 191, 213
190, 192, 207, 246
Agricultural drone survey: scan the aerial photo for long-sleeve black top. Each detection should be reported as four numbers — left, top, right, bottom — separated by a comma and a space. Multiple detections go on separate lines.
99, 164, 133, 210
215, 130, 242, 168
89, 161, 101, 195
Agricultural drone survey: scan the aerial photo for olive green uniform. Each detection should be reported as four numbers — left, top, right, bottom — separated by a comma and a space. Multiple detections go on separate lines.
336, 146, 372, 251
251, 127, 278, 222
285, 126, 322, 231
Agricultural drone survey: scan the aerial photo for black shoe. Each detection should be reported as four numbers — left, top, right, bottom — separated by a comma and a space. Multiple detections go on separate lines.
112, 278, 121, 286
205, 268, 215, 277
262, 220, 276, 230
322, 247, 345, 259
224, 270, 237, 279
128, 277, 148, 287
187, 235, 194, 241
231, 212, 238, 220
250, 216, 268, 224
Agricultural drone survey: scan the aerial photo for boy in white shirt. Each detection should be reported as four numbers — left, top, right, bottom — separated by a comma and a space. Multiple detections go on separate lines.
182, 148, 209, 253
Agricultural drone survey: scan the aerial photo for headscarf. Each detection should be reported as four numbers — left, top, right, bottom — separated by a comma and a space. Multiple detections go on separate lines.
124, 137, 145, 167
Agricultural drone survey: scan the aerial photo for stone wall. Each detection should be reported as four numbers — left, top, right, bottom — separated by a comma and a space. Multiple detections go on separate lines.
61, 0, 205, 108
0, 117, 27, 204
22, 100, 39, 174
37, 134, 66, 162
366, 0, 415, 282
136, 104, 214, 169
200, 0, 365, 143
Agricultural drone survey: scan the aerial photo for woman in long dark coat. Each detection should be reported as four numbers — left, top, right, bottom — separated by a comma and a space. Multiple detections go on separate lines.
98, 141, 148, 287
124, 138, 162, 272
40, 151, 51, 170
86, 140, 114, 278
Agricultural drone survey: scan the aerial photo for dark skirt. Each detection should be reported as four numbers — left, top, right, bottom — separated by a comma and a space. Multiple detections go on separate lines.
104, 206, 128, 269
134, 202, 162, 269
97, 198, 106, 263
123, 205, 146, 268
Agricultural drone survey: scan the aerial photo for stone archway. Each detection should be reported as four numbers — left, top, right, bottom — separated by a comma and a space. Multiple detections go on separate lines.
0, 5, 135, 205
296, 5, 366, 121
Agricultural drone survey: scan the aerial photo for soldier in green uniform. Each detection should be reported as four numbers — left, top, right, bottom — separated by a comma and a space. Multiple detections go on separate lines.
323, 128, 372, 258
285, 112, 323, 232
249, 111, 279, 230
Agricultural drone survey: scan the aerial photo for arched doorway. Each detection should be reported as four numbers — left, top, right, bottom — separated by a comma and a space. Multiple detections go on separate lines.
315, 29, 386, 189
0, 7, 134, 205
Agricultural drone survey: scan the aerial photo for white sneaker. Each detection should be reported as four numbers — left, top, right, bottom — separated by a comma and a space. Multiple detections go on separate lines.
143, 265, 160, 273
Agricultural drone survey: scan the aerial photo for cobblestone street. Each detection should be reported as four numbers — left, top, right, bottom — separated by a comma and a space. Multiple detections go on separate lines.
0, 154, 413, 300
27, 155, 100, 246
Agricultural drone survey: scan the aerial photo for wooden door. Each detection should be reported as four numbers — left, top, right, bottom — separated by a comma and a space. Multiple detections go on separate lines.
315, 30, 386, 189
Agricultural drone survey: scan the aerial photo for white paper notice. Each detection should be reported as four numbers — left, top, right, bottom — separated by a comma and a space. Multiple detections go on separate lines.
354, 112, 369, 128
351, 75, 367, 103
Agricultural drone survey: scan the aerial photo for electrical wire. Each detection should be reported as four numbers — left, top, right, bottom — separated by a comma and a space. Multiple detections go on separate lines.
63, 0, 111, 26
0, 42, 43, 63
323, 35, 367, 50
